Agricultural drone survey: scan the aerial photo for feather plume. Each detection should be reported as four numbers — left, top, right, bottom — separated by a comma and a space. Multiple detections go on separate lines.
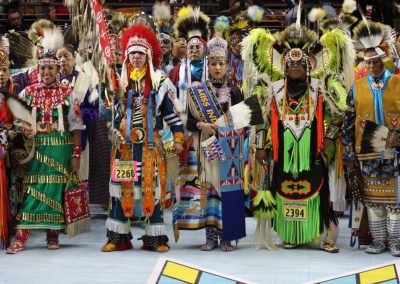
28, 19, 55, 44
152, 1, 171, 21
342, 0, 357, 14
64, 0, 77, 9
214, 16, 229, 34
308, 8, 327, 22
247, 5, 264, 22
316, 28, 355, 88
242, 28, 283, 85
41, 27, 64, 54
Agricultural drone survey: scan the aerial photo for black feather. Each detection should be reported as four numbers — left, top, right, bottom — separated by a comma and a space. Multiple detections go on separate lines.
360, 120, 386, 154
244, 96, 264, 126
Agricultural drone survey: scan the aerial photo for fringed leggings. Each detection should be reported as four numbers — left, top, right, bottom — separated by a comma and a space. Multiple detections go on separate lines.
367, 207, 400, 246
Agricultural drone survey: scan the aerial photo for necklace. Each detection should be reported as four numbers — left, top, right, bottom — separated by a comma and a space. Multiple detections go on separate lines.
209, 81, 230, 105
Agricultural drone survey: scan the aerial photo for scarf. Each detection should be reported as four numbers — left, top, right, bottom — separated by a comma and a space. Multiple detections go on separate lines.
367, 69, 392, 126
130, 64, 147, 81
287, 77, 307, 99
190, 59, 204, 81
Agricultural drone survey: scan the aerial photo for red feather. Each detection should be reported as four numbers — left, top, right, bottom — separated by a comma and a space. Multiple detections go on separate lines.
120, 24, 162, 68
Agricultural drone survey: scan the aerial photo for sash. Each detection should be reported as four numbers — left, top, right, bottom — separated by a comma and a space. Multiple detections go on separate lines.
188, 82, 223, 123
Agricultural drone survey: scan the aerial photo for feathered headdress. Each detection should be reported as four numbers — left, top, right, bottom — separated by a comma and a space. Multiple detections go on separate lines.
153, 1, 174, 47
225, 13, 249, 48
214, 16, 229, 35
28, 19, 56, 45
242, 23, 355, 89
174, 6, 210, 41
352, 20, 396, 72
153, 1, 174, 37
40, 27, 65, 55
120, 24, 163, 91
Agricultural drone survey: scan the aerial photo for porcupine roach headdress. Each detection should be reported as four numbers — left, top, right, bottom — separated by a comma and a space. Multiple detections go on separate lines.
352, 20, 396, 72
174, 6, 210, 42
7, 19, 63, 69
119, 24, 163, 96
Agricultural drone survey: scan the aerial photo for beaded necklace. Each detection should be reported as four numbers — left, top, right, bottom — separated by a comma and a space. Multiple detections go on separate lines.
31, 83, 67, 125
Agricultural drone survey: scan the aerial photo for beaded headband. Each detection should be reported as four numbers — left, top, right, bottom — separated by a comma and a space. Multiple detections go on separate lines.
38, 58, 60, 66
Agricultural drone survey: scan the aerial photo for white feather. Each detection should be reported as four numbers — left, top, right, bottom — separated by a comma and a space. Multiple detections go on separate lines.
82, 60, 99, 88
215, 102, 252, 129
152, 1, 171, 21
41, 27, 64, 53
342, 0, 357, 14
188, 30, 202, 39
308, 8, 326, 22
88, 89, 99, 104
342, 33, 356, 91
6, 97, 33, 126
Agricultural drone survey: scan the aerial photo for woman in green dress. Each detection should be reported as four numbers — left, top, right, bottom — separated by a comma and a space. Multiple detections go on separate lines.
6, 52, 84, 254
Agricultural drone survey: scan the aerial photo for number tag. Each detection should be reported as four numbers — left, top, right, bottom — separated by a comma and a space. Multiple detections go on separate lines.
282, 201, 308, 221
111, 160, 138, 182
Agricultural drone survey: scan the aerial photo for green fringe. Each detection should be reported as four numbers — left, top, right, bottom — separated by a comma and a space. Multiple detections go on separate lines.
253, 190, 277, 219
274, 194, 320, 245
283, 128, 311, 178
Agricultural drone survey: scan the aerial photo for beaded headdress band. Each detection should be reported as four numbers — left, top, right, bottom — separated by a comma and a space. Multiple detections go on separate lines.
38, 58, 60, 66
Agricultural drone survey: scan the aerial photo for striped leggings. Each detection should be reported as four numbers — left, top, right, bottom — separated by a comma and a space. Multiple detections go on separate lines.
367, 207, 400, 245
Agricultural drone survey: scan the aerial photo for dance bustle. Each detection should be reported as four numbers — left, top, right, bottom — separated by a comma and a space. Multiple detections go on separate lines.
360, 120, 389, 153
215, 96, 264, 129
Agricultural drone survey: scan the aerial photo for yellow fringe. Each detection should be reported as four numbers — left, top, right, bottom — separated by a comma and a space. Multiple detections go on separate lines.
24, 175, 68, 184
66, 217, 90, 238
35, 152, 70, 177
35, 135, 73, 146
25, 186, 63, 213
17, 212, 64, 223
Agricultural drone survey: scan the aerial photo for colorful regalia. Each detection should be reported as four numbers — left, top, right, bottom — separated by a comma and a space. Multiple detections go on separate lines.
242, 22, 354, 250
13, 81, 84, 231
319, 12, 358, 215
153, 1, 175, 75
343, 20, 400, 256
101, 24, 184, 252
225, 15, 248, 88
0, 47, 13, 248
173, 36, 246, 246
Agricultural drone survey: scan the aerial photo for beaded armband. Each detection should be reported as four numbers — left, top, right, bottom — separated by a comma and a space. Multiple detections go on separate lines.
72, 145, 82, 159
